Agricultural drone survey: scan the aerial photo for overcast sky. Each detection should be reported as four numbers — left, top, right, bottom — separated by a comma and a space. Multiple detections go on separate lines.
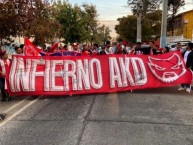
67, 0, 193, 37
68, 0, 132, 21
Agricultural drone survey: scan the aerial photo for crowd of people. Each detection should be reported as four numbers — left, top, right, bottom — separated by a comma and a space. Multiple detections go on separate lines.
0, 44, 23, 102
42, 40, 165, 56
177, 42, 193, 93
0, 40, 193, 101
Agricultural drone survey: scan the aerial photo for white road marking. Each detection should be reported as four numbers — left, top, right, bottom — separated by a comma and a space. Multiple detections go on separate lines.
3, 97, 31, 114
0, 97, 39, 128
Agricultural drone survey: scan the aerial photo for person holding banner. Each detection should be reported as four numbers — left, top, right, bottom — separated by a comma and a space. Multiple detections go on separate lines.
91, 43, 99, 55
15, 45, 23, 55
114, 43, 127, 54
72, 42, 81, 53
133, 42, 143, 55
178, 42, 193, 93
104, 40, 111, 54
71, 42, 81, 56
170, 42, 183, 52
82, 44, 92, 56
0, 51, 11, 101
148, 41, 158, 55
98, 45, 107, 55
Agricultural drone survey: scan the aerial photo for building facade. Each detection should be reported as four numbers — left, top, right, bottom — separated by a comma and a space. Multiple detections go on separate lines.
168, 10, 193, 41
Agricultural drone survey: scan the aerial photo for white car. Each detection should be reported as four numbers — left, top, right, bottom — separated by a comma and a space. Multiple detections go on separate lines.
167, 40, 192, 53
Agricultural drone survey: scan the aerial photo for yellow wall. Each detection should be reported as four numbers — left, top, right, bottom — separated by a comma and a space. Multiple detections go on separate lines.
183, 10, 193, 40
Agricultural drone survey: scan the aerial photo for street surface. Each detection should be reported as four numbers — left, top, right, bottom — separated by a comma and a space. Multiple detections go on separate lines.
0, 86, 193, 145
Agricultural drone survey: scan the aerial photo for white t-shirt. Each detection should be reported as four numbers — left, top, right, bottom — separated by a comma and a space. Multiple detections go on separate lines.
105, 48, 110, 54
13, 52, 24, 56
170, 47, 177, 51
184, 50, 191, 64
109, 46, 116, 54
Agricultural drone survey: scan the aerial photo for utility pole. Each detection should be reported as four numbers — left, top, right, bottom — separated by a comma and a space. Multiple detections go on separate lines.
136, 0, 143, 42
128, 0, 143, 43
160, 0, 168, 48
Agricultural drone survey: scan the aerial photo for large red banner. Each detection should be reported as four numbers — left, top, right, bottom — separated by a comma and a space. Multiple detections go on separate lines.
6, 51, 192, 96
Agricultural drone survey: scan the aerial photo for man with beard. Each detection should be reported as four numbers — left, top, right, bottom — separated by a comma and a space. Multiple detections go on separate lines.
178, 42, 193, 93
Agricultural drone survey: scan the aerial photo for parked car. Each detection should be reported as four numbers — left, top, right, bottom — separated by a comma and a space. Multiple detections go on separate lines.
166, 40, 192, 52
137, 44, 162, 54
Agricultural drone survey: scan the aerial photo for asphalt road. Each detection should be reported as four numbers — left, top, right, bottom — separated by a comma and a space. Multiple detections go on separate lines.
0, 86, 193, 145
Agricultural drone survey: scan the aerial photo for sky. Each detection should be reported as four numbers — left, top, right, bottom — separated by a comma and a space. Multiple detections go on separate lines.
67, 0, 132, 38
68, 0, 132, 21
67, 0, 193, 37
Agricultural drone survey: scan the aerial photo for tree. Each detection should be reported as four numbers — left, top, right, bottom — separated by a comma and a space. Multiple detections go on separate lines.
144, 10, 162, 39
129, 0, 161, 18
95, 24, 111, 45
0, 0, 36, 44
14, 0, 36, 36
24, 1, 62, 45
115, 15, 137, 42
0, 0, 112, 45
0, 0, 61, 45
79, 3, 98, 44
55, 2, 82, 43
115, 10, 162, 42
0, 2, 17, 44
125, 0, 162, 42
128, 0, 185, 37
55, 2, 100, 44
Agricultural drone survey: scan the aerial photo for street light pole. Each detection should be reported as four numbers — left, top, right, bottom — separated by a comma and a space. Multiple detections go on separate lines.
160, 0, 168, 48
128, 0, 143, 43
136, 0, 143, 42
136, 9, 142, 42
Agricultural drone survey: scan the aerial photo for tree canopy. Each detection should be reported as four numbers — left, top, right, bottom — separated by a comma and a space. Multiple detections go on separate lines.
55, 2, 111, 44
0, 0, 111, 45
0, 2, 18, 43
118, 0, 185, 41
115, 10, 162, 42
1, 0, 186, 45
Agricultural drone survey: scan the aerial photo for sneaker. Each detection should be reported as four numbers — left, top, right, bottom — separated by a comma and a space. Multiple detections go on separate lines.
0, 113, 6, 122
1, 98, 6, 102
178, 87, 185, 91
6, 96, 12, 101
186, 88, 191, 93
